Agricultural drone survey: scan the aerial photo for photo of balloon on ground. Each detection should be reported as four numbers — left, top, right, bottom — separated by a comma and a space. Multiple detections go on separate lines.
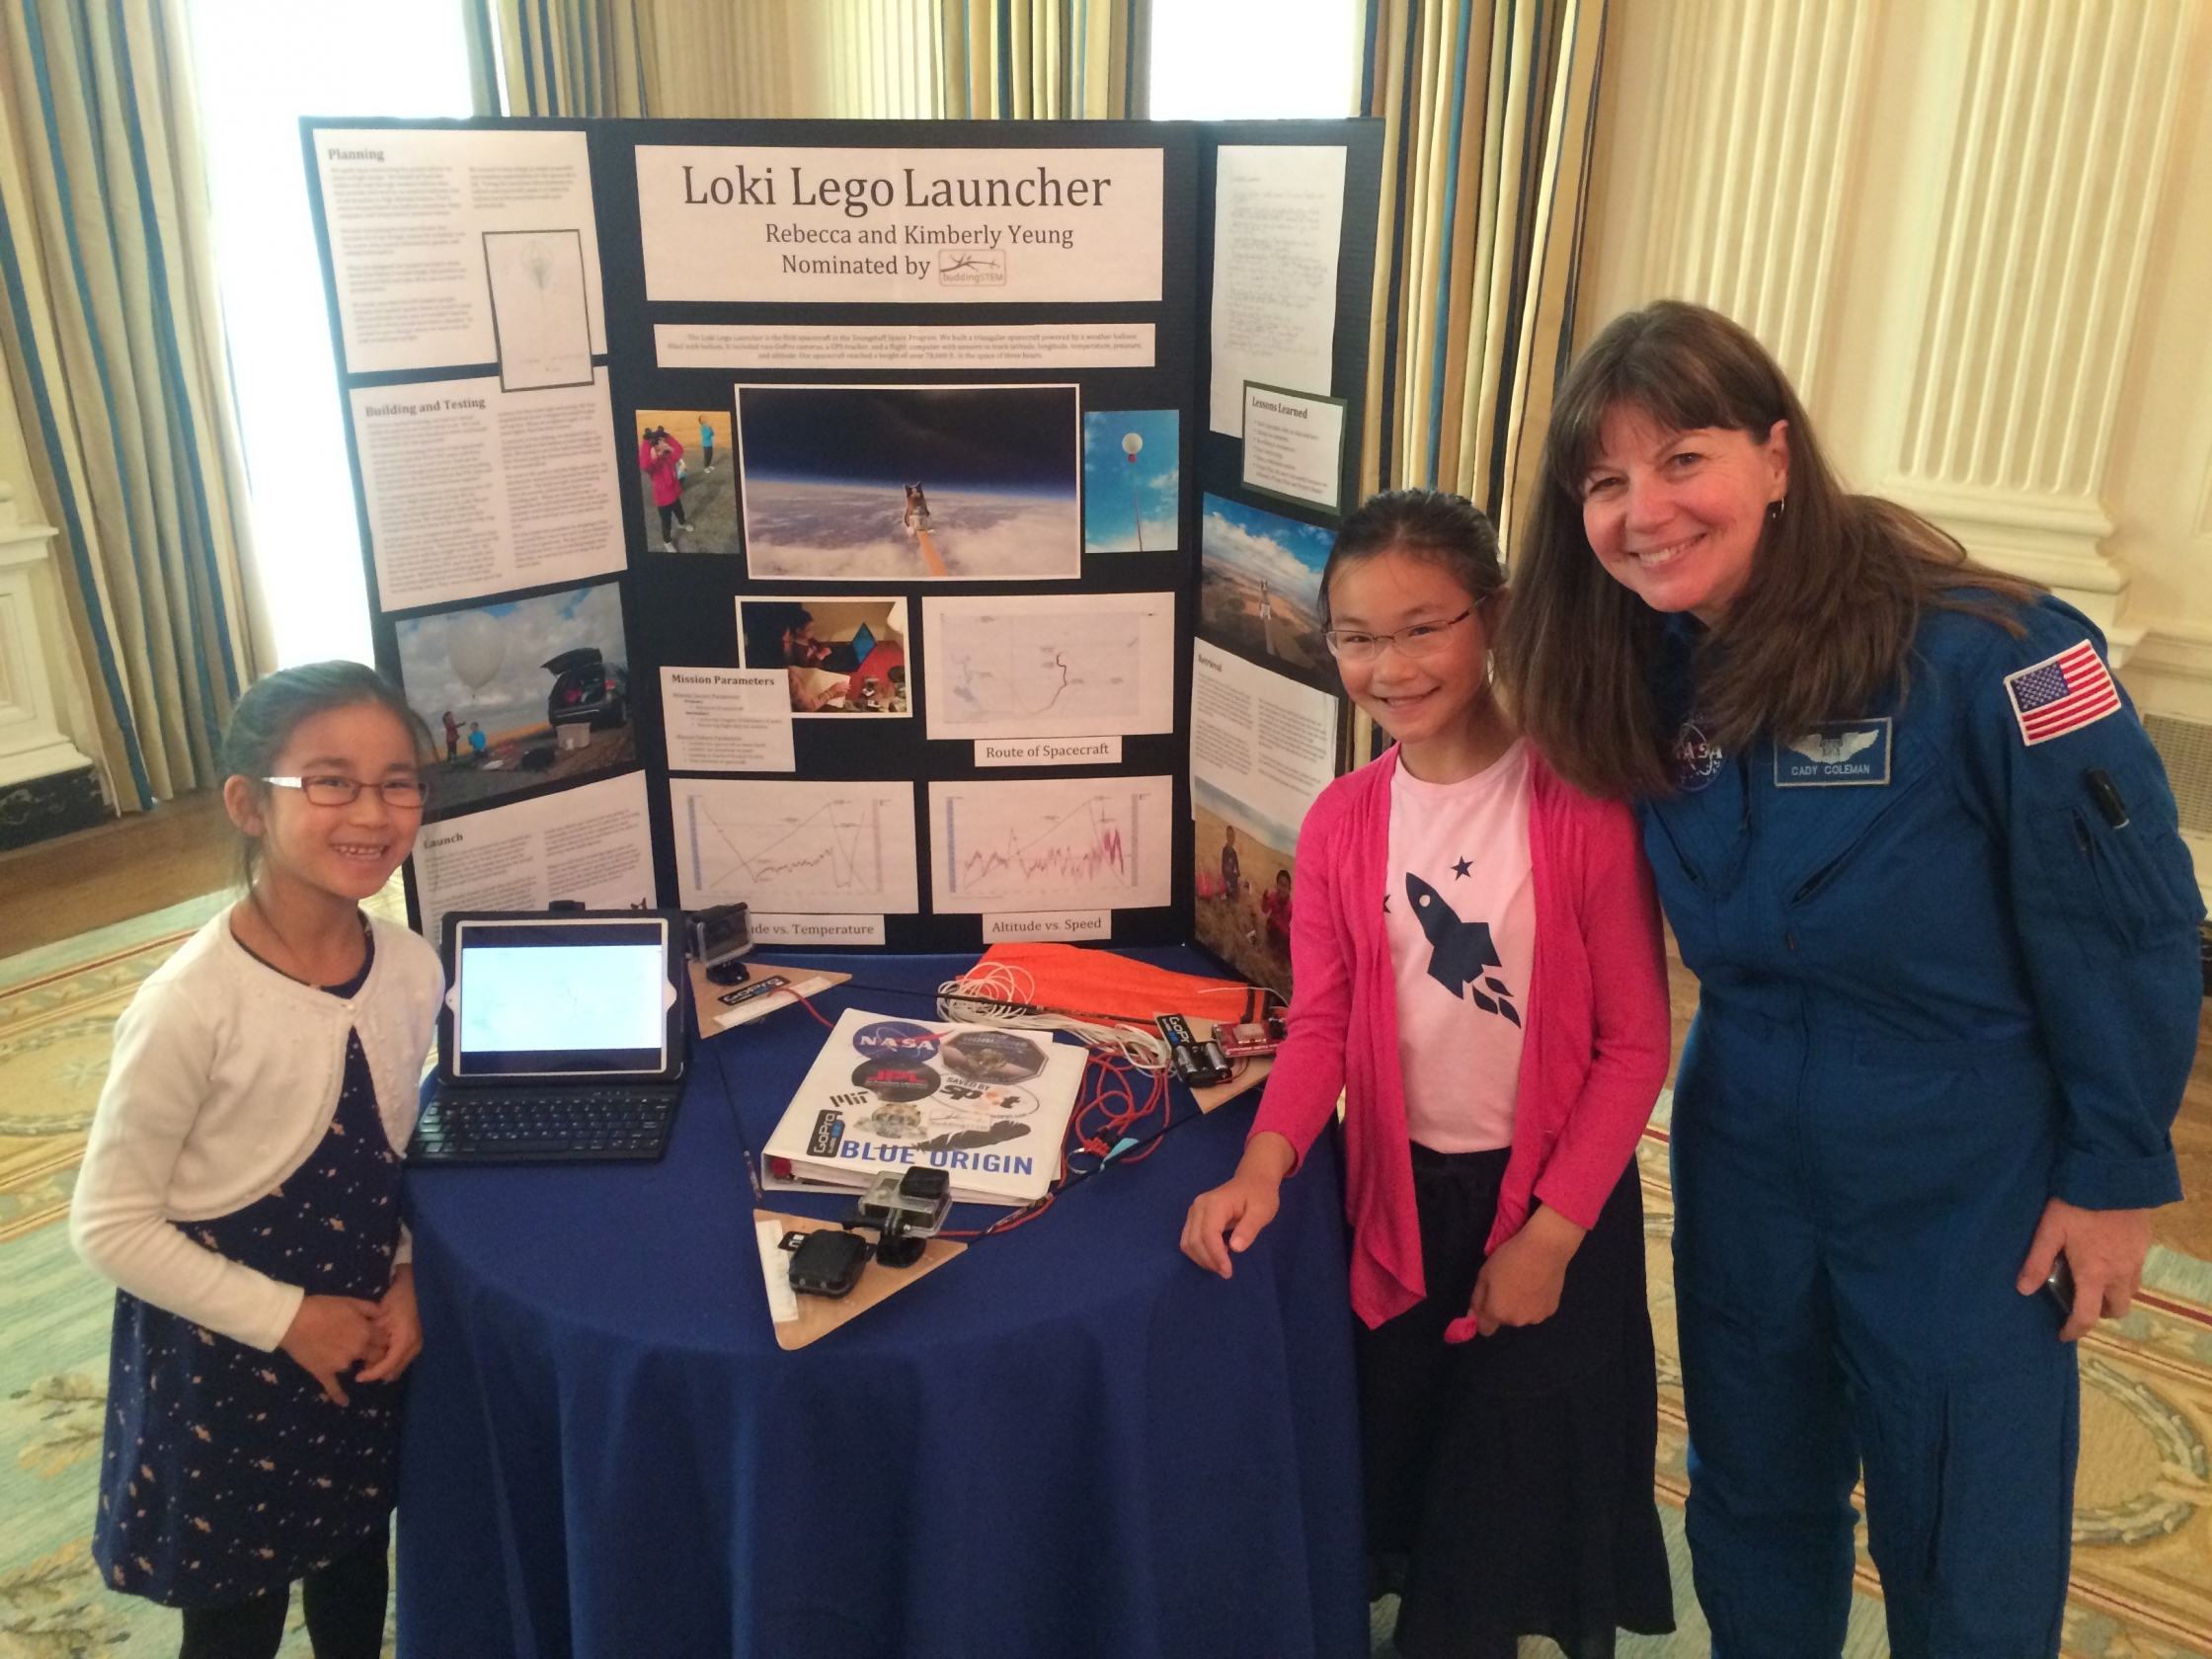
394, 580, 635, 815
634, 409, 736, 554
1198, 494, 1333, 673
1082, 409, 1179, 553
737, 595, 910, 717
735, 383, 1081, 581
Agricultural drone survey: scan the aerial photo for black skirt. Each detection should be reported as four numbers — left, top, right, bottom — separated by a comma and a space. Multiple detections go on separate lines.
1358, 1146, 1674, 1659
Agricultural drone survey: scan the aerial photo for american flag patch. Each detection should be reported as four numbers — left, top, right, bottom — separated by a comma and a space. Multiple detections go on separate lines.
2004, 640, 2122, 746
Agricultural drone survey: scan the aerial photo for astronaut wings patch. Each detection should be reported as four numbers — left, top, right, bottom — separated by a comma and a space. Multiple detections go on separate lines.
2004, 640, 2121, 746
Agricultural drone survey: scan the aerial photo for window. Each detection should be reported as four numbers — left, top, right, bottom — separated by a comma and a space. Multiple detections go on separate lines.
185, 0, 477, 667
1149, 0, 1362, 120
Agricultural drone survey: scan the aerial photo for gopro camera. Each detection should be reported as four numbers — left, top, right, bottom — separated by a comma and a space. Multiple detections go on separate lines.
685, 902, 752, 985
847, 1167, 952, 1269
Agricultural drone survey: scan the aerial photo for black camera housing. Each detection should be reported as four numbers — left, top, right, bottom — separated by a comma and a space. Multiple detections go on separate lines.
785, 1228, 870, 1298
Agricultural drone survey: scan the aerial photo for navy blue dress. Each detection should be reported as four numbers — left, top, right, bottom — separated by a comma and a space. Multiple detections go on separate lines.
96, 933, 406, 1608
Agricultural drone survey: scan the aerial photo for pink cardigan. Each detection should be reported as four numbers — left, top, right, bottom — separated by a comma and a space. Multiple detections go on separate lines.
1250, 745, 1671, 1332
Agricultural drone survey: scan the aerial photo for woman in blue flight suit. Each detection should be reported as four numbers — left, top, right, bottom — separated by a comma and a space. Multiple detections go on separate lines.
1495, 301, 2202, 1658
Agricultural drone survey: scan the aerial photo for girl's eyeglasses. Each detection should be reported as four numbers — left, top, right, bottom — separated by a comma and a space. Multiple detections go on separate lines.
264, 775, 430, 809
1322, 609, 1473, 663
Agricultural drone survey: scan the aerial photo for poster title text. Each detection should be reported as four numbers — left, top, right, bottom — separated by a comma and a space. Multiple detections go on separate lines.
680, 164, 1117, 218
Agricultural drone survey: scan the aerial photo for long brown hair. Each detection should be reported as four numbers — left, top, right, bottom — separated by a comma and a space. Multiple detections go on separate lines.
1495, 301, 2038, 799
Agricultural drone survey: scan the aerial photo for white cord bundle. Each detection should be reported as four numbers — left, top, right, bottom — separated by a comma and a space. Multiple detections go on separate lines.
937, 961, 1173, 1070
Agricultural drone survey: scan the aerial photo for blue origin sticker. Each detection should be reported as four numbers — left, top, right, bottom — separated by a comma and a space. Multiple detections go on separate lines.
1775, 718, 1892, 787
851, 1020, 942, 1062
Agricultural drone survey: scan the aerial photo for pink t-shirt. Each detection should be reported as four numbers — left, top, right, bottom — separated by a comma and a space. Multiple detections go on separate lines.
1384, 739, 1535, 1152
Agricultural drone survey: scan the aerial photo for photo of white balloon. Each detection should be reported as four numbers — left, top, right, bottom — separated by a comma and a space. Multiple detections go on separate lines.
445, 609, 508, 691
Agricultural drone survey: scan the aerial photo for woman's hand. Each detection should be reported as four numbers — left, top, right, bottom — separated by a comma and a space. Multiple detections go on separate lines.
1468, 1205, 1587, 1335
2016, 1198, 2152, 1343
357, 1264, 423, 1384
279, 1295, 383, 1405
1181, 1133, 1298, 1279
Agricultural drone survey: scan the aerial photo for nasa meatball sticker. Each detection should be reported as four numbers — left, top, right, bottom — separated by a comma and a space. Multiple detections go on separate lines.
851, 1020, 942, 1062
1775, 718, 1891, 787
1672, 720, 1724, 792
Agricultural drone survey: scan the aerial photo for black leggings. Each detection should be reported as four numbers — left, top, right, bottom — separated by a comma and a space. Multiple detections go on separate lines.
658, 501, 689, 537
177, 1527, 389, 1659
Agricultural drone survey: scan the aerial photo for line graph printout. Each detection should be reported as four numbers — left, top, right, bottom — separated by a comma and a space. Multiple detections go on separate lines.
928, 777, 1173, 914
672, 779, 919, 913
921, 592, 1176, 741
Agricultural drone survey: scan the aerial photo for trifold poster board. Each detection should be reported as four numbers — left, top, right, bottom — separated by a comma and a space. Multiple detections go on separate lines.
305, 118, 1379, 961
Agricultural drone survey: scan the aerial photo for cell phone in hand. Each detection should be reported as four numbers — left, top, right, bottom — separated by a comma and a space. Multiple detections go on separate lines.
2043, 1255, 2075, 1318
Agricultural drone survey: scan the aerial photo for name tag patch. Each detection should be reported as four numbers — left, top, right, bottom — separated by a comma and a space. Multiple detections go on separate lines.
1776, 718, 1892, 787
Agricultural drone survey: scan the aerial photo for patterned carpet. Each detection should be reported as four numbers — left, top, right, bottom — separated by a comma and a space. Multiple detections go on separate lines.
3, 897, 2209, 1657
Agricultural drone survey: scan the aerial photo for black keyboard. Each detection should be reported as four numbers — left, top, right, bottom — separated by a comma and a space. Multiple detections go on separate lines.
409, 1090, 679, 1165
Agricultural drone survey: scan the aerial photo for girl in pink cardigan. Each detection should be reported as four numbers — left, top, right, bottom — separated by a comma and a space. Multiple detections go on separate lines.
1181, 490, 1674, 1657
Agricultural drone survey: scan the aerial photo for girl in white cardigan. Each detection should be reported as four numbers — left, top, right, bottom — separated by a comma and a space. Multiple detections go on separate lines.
73, 662, 444, 1659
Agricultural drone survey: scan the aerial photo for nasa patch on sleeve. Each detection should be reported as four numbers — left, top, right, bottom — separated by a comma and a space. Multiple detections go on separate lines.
1774, 717, 1892, 787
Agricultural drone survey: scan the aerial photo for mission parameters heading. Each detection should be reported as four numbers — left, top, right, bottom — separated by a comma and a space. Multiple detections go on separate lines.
681, 164, 1118, 218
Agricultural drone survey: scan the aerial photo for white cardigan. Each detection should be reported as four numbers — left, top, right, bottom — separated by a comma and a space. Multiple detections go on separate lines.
71, 913, 444, 1352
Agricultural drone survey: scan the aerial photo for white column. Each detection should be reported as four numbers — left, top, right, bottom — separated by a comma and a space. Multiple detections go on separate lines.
0, 480, 95, 788
1885, 0, 2199, 647
1638, 0, 1881, 399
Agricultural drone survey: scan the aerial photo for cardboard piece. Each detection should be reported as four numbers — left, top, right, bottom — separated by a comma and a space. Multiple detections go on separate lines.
754, 1208, 967, 1351
687, 956, 852, 1037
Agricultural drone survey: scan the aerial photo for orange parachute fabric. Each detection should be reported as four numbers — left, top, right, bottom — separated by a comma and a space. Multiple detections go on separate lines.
964, 943, 1268, 1029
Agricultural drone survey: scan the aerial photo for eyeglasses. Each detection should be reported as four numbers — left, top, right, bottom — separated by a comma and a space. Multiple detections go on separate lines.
1322, 609, 1474, 663
264, 775, 430, 809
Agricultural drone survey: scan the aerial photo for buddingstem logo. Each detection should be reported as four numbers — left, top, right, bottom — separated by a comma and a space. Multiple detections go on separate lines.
939, 249, 1006, 286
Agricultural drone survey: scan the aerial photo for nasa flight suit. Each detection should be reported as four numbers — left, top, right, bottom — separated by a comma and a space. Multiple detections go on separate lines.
1641, 594, 2202, 1657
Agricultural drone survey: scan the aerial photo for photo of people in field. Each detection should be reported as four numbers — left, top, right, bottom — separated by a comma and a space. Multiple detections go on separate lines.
635, 409, 736, 553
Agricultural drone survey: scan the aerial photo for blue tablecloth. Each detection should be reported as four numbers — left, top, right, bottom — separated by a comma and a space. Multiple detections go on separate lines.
394, 950, 1366, 1659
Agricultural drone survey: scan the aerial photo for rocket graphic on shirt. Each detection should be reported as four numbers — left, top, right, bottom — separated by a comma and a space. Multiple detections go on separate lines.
1404, 873, 1521, 1025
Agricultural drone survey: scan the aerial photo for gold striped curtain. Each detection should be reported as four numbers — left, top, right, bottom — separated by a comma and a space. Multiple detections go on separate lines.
0, 0, 260, 812
1360, 0, 1607, 545
939, 0, 1148, 119
468, 1, 945, 120
467, 0, 654, 117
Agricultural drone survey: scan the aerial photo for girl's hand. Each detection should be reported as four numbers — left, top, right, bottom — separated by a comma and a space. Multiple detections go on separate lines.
357, 1264, 422, 1383
280, 1295, 382, 1405
1180, 1133, 1298, 1279
1467, 1206, 1587, 1335
2016, 1198, 2152, 1343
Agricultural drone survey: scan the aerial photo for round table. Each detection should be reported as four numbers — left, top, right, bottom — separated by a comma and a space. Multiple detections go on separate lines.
394, 950, 1367, 1659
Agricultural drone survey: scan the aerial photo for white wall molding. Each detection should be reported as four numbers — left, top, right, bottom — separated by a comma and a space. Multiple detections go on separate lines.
1887, 0, 2199, 628
1639, 0, 1880, 399
0, 482, 96, 788
2120, 619, 2212, 724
